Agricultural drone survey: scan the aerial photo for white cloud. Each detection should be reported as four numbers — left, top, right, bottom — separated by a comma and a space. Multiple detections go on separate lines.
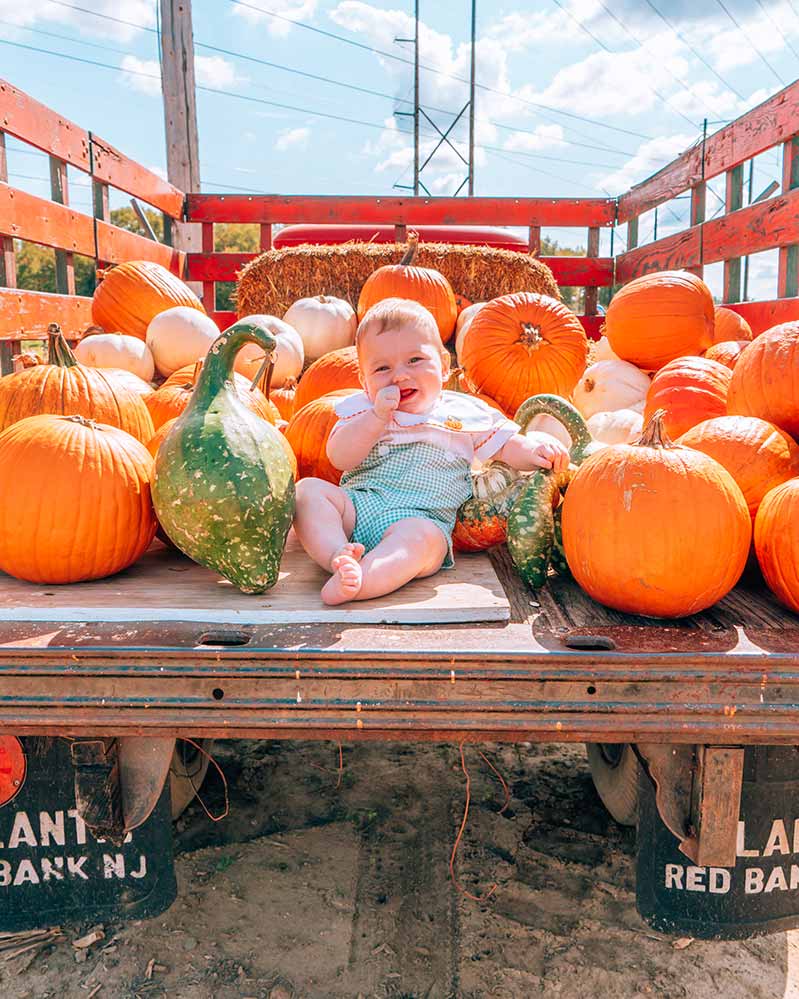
597, 133, 696, 193
0, 0, 155, 41
119, 55, 161, 97
195, 55, 243, 89
503, 124, 565, 153
275, 126, 310, 151
428, 172, 464, 195
232, 0, 317, 37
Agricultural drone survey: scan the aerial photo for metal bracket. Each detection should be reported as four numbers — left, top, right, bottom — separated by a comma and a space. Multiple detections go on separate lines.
636, 743, 744, 868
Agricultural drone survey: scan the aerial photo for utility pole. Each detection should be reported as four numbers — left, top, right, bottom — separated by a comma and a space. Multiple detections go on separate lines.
159, 0, 201, 261
468, 0, 476, 195
413, 0, 420, 196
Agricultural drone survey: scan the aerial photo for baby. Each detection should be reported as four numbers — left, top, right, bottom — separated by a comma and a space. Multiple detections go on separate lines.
293, 298, 570, 605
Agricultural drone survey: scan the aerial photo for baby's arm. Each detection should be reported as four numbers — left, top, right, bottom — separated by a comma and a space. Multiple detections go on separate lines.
496, 431, 570, 472
326, 386, 400, 471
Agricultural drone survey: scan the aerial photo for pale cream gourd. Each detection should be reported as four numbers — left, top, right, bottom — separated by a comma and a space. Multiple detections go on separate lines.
572, 359, 651, 419
232, 315, 305, 388
593, 335, 620, 363
454, 303, 485, 365
283, 295, 356, 362
587, 408, 644, 445
145, 306, 221, 377
74, 331, 155, 382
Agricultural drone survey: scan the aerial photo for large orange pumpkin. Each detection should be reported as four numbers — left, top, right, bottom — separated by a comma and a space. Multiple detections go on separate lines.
460, 293, 588, 416
678, 416, 799, 520
604, 271, 715, 370
266, 380, 297, 421
754, 480, 799, 613
643, 356, 732, 439
150, 360, 279, 430
727, 321, 799, 439
357, 233, 457, 342
712, 306, 753, 345
0, 325, 154, 443
92, 260, 205, 341
704, 339, 750, 371
283, 390, 357, 483
0, 414, 156, 583
293, 346, 361, 413
561, 410, 751, 618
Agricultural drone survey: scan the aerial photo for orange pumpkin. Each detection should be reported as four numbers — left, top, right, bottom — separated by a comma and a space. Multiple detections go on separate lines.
456, 372, 510, 416
146, 418, 178, 458
0, 414, 156, 584
678, 416, 799, 520
561, 411, 751, 618
0, 325, 154, 443
712, 306, 753, 345
357, 232, 457, 342
283, 390, 357, 483
755, 479, 799, 613
460, 293, 588, 417
293, 346, 361, 413
92, 260, 205, 341
267, 380, 297, 421
455, 293, 472, 314
704, 339, 750, 371
604, 271, 715, 370
150, 360, 279, 430
643, 356, 731, 439
727, 321, 799, 439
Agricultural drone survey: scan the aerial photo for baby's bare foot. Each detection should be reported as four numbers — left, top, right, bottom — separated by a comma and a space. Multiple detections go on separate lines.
328, 542, 365, 568
321, 553, 363, 605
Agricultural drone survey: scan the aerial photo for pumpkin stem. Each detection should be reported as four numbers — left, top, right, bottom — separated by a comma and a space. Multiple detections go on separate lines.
64, 414, 98, 429
636, 409, 677, 449
520, 322, 543, 348
400, 231, 419, 266
47, 323, 80, 368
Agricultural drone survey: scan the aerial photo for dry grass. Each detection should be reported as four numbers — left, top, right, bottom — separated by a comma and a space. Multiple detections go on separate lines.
236, 239, 560, 318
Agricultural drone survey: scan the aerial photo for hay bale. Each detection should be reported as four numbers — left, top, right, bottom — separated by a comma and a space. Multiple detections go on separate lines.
236, 240, 559, 319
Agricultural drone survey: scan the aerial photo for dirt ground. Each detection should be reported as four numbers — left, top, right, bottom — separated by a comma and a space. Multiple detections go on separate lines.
1, 740, 797, 999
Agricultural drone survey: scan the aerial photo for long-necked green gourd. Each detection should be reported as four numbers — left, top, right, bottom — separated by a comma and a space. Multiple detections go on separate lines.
508, 394, 601, 590
152, 320, 295, 593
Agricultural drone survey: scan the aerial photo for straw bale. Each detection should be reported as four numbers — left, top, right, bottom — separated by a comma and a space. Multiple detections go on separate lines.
236, 240, 559, 319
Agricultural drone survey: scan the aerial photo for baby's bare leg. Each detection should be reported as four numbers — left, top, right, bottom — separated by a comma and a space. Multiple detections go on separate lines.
293, 478, 360, 570
324, 517, 448, 605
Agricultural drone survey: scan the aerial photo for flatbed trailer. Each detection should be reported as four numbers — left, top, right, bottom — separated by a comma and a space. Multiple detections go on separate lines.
1, 76, 799, 932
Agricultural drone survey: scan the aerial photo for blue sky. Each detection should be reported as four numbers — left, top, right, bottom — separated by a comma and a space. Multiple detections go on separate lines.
1, 0, 798, 299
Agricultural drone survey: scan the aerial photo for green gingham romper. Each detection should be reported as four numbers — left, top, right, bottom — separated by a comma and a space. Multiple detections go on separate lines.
334, 391, 520, 569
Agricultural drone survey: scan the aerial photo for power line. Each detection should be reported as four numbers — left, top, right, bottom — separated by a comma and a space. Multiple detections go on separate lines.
227, 0, 657, 141
752, 0, 799, 62
548, 0, 702, 131
0, 18, 133, 56
713, 0, 787, 85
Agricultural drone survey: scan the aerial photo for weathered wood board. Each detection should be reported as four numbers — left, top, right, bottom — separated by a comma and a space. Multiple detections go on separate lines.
0, 533, 509, 626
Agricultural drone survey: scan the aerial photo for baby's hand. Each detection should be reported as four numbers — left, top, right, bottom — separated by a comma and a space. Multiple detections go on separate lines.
526, 433, 570, 473
373, 385, 401, 421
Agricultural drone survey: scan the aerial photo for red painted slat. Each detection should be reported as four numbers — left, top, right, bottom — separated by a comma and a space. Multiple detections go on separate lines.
618, 80, 799, 223
211, 310, 237, 329
90, 135, 184, 218
0, 182, 95, 256
0, 77, 89, 171
0, 289, 93, 340
187, 252, 253, 282
702, 187, 799, 264
615, 227, 701, 283
726, 298, 799, 336
186, 195, 617, 228
96, 220, 185, 274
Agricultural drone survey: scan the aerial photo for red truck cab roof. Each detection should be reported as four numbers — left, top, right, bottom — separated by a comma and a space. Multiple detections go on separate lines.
272, 224, 529, 251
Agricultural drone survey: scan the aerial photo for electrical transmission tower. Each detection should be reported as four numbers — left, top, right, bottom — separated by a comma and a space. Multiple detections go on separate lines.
394, 0, 477, 196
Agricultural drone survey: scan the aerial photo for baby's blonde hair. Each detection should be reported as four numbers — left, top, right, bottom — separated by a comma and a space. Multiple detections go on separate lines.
355, 298, 439, 352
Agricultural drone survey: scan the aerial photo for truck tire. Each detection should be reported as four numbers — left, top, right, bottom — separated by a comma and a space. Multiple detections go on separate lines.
586, 743, 639, 827
170, 739, 213, 820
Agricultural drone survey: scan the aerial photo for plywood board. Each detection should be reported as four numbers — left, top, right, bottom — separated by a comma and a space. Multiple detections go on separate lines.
0, 532, 509, 626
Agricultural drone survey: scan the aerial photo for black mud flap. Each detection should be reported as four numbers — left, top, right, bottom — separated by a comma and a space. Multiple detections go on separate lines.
0, 737, 176, 932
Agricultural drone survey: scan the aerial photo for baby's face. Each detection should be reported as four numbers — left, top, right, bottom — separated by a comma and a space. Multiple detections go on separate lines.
358, 321, 449, 414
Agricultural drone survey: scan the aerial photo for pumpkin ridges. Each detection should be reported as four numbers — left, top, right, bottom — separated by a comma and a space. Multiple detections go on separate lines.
293, 346, 361, 413
727, 322, 799, 438
755, 480, 799, 613
92, 261, 205, 341
643, 356, 731, 439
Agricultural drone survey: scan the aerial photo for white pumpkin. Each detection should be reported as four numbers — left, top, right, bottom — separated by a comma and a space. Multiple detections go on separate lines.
145, 306, 221, 377
283, 295, 356, 361
526, 414, 572, 450
455, 303, 485, 366
572, 359, 651, 420
232, 315, 305, 389
587, 408, 644, 445
74, 332, 155, 382
593, 335, 620, 363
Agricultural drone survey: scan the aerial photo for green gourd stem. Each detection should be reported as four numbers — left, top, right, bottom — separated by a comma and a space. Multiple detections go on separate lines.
186, 320, 276, 415
400, 231, 419, 266
47, 323, 79, 368
513, 394, 594, 463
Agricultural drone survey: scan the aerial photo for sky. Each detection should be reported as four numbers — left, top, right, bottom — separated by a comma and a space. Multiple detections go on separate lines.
1, 0, 798, 301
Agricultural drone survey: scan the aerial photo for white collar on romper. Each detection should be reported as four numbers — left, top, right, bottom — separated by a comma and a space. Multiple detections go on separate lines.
333, 389, 513, 431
